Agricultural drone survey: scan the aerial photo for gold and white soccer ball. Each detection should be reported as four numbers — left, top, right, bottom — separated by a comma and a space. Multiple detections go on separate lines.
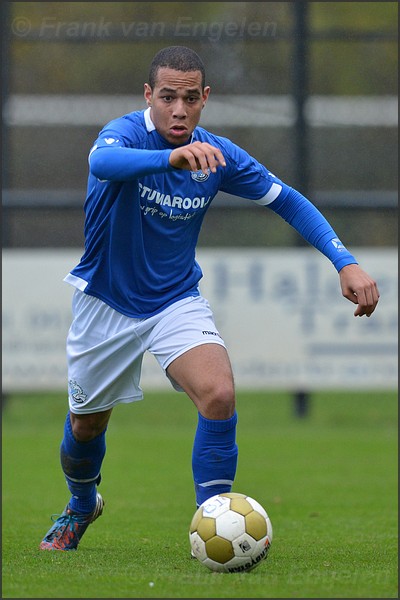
189, 492, 273, 573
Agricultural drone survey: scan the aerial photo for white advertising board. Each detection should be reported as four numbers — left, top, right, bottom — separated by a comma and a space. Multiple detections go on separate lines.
2, 248, 397, 392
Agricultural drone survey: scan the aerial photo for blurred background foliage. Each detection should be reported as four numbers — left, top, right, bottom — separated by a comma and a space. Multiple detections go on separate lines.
10, 1, 398, 94
4, 2, 398, 248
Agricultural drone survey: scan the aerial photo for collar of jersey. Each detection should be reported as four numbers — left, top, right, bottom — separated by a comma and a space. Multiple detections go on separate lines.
144, 107, 194, 149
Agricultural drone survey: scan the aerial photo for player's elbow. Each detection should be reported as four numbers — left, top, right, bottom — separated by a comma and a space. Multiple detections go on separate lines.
89, 148, 112, 180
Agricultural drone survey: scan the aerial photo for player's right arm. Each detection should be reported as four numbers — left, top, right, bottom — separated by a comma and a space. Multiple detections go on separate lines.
89, 139, 174, 181
88, 100, 228, 185
90, 138, 226, 181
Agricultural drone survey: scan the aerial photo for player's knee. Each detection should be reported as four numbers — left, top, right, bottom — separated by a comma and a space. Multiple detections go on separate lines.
70, 412, 110, 442
201, 380, 235, 420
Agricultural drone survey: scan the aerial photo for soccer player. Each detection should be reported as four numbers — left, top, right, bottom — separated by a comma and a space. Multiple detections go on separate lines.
39, 46, 380, 551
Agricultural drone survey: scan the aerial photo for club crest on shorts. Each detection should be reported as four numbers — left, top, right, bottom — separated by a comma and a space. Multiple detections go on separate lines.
68, 379, 88, 404
191, 169, 210, 182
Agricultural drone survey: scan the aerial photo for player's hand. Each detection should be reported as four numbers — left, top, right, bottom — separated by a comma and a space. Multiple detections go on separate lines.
339, 264, 380, 317
169, 141, 226, 175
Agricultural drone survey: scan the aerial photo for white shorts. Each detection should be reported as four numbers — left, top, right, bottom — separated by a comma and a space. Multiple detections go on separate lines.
66, 290, 226, 414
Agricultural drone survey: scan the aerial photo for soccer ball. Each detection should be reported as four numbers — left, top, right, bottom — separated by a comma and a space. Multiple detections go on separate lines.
189, 492, 273, 573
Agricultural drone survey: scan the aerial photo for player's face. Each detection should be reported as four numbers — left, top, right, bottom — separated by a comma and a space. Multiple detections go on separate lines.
144, 67, 210, 145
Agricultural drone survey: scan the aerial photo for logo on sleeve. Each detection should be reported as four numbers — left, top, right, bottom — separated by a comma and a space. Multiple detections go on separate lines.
331, 237, 346, 250
104, 138, 120, 144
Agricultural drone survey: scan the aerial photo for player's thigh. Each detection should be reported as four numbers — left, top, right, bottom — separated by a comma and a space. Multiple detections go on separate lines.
167, 343, 235, 419
67, 290, 145, 414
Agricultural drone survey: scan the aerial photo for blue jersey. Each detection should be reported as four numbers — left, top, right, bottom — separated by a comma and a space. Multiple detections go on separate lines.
65, 108, 357, 317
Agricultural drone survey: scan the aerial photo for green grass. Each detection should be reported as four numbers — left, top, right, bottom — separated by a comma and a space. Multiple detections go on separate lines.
2, 390, 398, 598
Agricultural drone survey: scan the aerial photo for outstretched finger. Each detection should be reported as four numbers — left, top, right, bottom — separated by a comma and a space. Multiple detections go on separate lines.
183, 149, 203, 173
193, 147, 213, 175
194, 143, 226, 173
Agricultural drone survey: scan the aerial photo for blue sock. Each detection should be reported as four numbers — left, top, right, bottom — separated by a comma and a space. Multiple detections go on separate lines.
60, 412, 106, 514
192, 411, 238, 507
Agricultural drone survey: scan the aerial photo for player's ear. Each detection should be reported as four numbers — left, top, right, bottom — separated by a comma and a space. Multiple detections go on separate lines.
144, 83, 152, 107
202, 86, 211, 108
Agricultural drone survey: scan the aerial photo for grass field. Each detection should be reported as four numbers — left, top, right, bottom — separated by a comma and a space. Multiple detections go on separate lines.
2, 390, 398, 598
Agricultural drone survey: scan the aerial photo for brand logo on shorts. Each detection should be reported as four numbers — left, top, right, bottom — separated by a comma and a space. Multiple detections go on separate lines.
68, 379, 88, 404
191, 169, 210, 182
202, 330, 221, 338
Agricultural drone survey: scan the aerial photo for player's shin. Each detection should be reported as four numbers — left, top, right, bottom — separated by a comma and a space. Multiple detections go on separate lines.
60, 411, 106, 514
192, 411, 238, 507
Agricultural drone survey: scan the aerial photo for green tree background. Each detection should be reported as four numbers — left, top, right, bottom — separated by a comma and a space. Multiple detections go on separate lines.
4, 1, 398, 248
10, 2, 397, 94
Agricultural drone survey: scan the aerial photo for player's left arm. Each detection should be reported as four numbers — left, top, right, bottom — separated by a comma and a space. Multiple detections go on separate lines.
265, 186, 380, 317
213, 141, 380, 317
